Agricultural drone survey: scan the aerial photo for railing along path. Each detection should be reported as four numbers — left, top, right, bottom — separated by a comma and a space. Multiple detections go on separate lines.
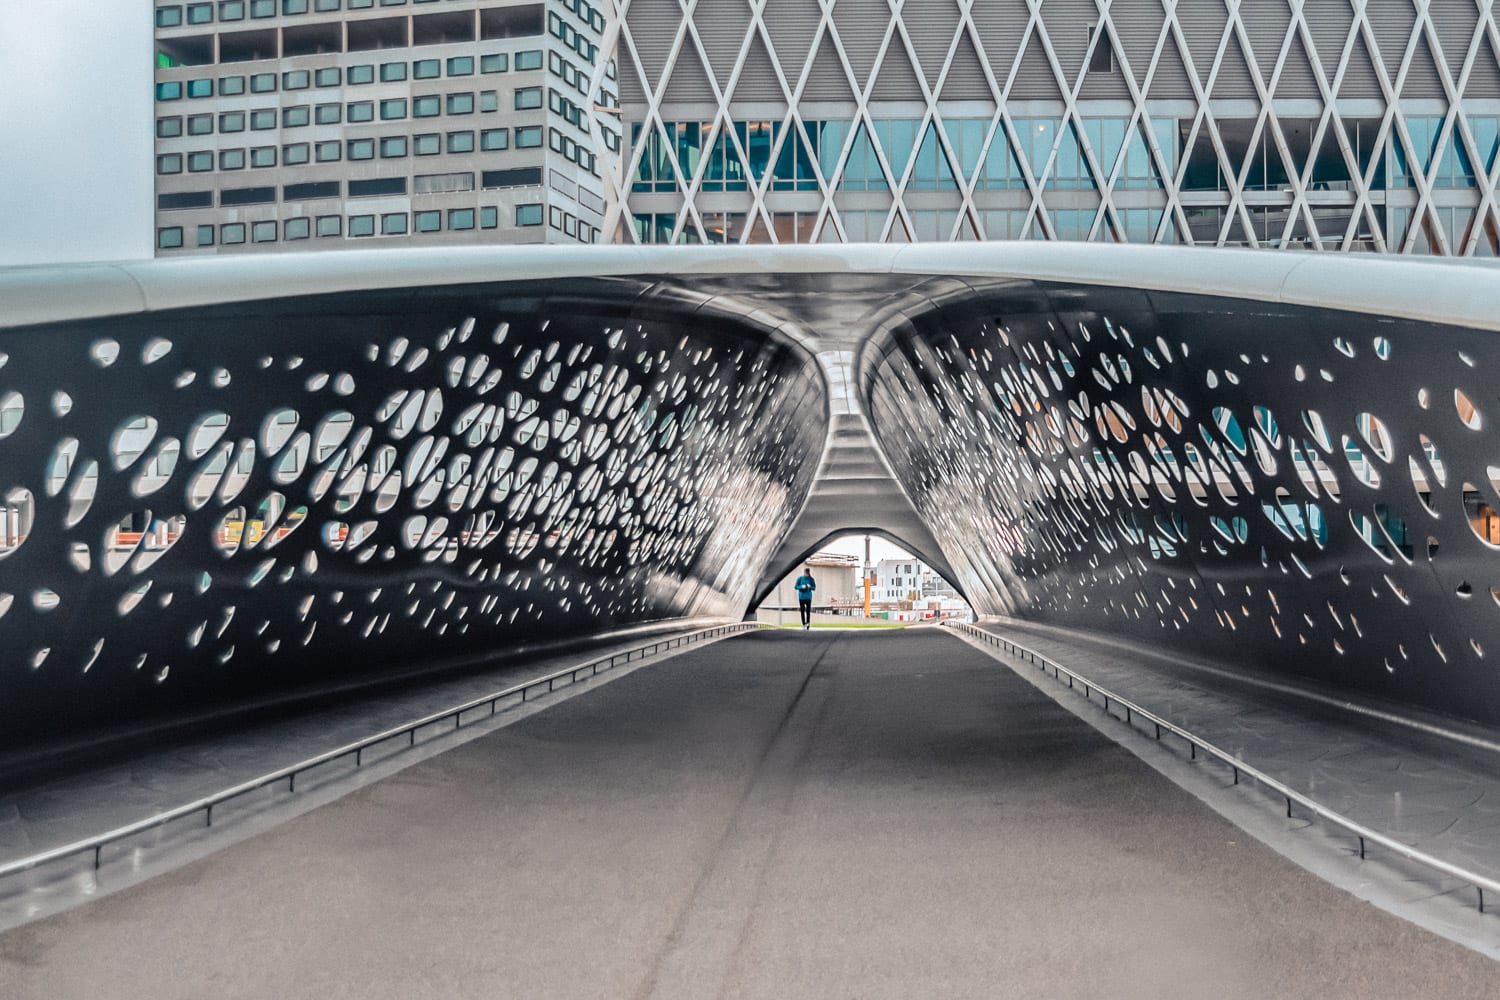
0, 622, 755, 881
948, 620, 1500, 914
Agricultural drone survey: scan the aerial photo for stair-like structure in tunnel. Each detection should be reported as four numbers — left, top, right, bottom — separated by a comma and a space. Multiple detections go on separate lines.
753, 410, 958, 604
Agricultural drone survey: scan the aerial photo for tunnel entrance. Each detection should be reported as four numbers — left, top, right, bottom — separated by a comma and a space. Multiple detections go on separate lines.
754, 532, 969, 629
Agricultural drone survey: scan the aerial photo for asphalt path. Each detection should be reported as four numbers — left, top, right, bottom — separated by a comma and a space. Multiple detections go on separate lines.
1, 629, 1496, 999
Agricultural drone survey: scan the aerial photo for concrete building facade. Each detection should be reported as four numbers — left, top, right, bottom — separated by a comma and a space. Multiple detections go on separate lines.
152, 0, 617, 254
608, 0, 1500, 254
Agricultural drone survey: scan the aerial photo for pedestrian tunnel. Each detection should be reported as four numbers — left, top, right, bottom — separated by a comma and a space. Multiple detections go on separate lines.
4, 242, 1500, 749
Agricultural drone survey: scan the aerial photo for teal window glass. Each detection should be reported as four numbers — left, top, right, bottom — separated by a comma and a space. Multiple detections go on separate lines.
480, 128, 508, 151
414, 59, 440, 79
197, 224, 216, 246
315, 103, 341, 124
380, 62, 408, 83
219, 1, 245, 19
381, 212, 408, 235
220, 110, 245, 132
515, 126, 542, 148
187, 114, 213, 135
380, 136, 408, 157
317, 215, 341, 236
414, 133, 441, 155
187, 79, 213, 99
283, 70, 311, 90
283, 105, 310, 127
447, 131, 475, 153
249, 73, 276, 93
187, 150, 214, 171
515, 50, 542, 71
285, 217, 311, 240
219, 75, 246, 95
516, 204, 543, 226
283, 142, 310, 164
315, 140, 341, 161
250, 108, 276, 129
348, 101, 374, 123
157, 226, 184, 249
414, 95, 441, 117
222, 222, 246, 244
156, 7, 184, 28
448, 93, 475, 115
314, 67, 341, 87
157, 153, 183, 174
219, 148, 246, 169
481, 91, 498, 112
156, 82, 182, 101
480, 206, 498, 228
513, 88, 540, 111
449, 208, 475, 230
250, 146, 276, 167
284, 0, 309, 13
415, 210, 442, 233
348, 138, 374, 160
380, 98, 407, 120
349, 215, 375, 237
481, 53, 508, 74
252, 220, 277, 243
448, 57, 474, 76
347, 64, 374, 85
157, 116, 184, 138
187, 3, 214, 23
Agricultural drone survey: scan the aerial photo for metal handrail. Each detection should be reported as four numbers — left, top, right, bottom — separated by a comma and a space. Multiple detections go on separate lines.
947, 620, 1500, 914
0, 622, 757, 881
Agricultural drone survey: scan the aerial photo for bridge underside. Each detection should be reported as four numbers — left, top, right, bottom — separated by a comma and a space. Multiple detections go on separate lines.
3, 244, 1500, 744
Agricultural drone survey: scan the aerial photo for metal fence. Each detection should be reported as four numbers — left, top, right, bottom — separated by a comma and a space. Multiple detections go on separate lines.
948, 621, 1500, 914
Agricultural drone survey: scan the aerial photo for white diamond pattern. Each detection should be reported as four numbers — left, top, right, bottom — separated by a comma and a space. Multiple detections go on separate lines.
596, 0, 1500, 254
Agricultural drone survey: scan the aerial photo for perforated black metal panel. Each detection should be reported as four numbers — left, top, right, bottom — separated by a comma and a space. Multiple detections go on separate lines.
867, 280, 1500, 723
0, 281, 824, 745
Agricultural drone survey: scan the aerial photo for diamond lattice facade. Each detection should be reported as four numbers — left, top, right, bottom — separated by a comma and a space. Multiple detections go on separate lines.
607, 0, 1500, 253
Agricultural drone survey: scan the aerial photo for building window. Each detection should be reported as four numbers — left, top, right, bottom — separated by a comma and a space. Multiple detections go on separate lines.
187, 114, 213, 135
222, 222, 247, 244
219, 75, 246, 95
187, 79, 213, 99
414, 133, 441, 155
283, 105, 310, 128
252, 220, 277, 243
481, 90, 498, 112
250, 0, 275, 17
380, 136, 408, 157
186, 2, 213, 22
349, 214, 375, 237
348, 101, 374, 123
516, 203, 543, 226
515, 126, 541, 148
284, 217, 311, 240
447, 131, 475, 153
314, 0, 340, 11
480, 128, 508, 151
284, 0, 309, 14
380, 62, 408, 82
480, 206, 498, 228
449, 208, 475, 230
348, 138, 374, 160
315, 140, 342, 161
196, 224, 216, 246
156, 117, 184, 138
348, 64, 375, 85
283, 69, 311, 90
447, 56, 474, 77
414, 59, 441, 80
249, 73, 276, 93
156, 82, 182, 101
220, 111, 246, 132
380, 98, 407, 120
515, 50, 541, 71
314, 66, 341, 87
415, 210, 442, 233
513, 88, 540, 111
250, 108, 276, 129
414, 95, 441, 117
220, 1, 245, 20
187, 150, 214, 172
157, 226, 184, 249
315, 103, 341, 125
481, 53, 508, 74
220, 148, 246, 169
381, 212, 408, 235
157, 154, 183, 175
283, 142, 310, 164
448, 92, 475, 115
156, 7, 184, 28
317, 215, 342, 236
251, 146, 277, 167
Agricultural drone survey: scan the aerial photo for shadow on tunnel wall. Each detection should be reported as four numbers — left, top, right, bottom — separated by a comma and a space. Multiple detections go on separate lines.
864, 278, 1500, 726
0, 280, 825, 752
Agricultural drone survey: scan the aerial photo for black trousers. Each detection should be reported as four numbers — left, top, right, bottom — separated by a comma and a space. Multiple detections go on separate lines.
798, 600, 811, 625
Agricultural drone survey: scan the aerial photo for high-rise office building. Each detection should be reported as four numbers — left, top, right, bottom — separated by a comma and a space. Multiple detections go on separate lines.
609, 0, 1500, 254
152, 0, 617, 254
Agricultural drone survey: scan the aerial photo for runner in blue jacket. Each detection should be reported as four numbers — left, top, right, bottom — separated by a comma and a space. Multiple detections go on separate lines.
794, 567, 816, 630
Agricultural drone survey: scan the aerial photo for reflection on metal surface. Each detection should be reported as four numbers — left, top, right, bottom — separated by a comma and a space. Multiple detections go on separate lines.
0, 283, 823, 745
867, 281, 1500, 723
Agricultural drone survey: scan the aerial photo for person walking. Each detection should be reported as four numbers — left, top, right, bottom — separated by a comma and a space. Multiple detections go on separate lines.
794, 566, 816, 630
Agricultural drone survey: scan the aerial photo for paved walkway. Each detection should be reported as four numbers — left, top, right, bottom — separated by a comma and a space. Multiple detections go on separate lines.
1, 630, 1497, 998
